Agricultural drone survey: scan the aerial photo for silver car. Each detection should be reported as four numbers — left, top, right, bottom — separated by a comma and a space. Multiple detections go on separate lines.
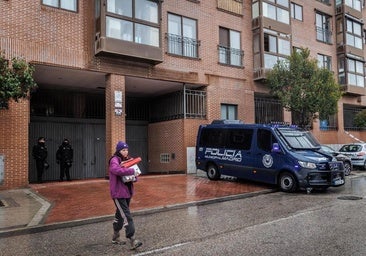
338, 143, 366, 170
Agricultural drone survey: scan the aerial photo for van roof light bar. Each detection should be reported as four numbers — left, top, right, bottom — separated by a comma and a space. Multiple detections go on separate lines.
268, 121, 298, 129
211, 119, 244, 124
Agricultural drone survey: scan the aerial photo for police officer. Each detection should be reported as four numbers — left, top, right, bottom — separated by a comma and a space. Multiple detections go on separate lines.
56, 138, 74, 181
32, 137, 48, 183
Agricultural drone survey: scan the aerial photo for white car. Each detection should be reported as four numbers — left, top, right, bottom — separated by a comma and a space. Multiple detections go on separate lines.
338, 143, 366, 170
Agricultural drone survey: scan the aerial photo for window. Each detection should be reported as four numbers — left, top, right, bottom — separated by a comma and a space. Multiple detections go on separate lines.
290, 3, 303, 21
262, 1, 290, 25
346, 19, 363, 49
345, 0, 362, 11
347, 58, 365, 87
42, 0, 77, 12
263, 29, 290, 69
198, 128, 253, 150
319, 114, 337, 130
199, 128, 227, 148
338, 56, 346, 84
219, 27, 243, 67
343, 104, 365, 130
293, 46, 302, 53
227, 129, 253, 150
106, 0, 159, 47
317, 54, 332, 70
316, 12, 332, 44
255, 96, 283, 124
317, 0, 330, 4
221, 104, 237, 120
257, 129, 277, 152
339, 56, 365, 87
167, 13, 198, 58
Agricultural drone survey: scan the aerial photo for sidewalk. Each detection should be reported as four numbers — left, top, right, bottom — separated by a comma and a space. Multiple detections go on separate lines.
0, 172, 274, 237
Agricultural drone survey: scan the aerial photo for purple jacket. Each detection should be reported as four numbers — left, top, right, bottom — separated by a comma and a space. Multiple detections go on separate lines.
109, 155, 135, 199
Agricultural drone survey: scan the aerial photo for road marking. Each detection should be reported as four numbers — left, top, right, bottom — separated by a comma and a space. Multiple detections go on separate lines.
134, 242, 191, 256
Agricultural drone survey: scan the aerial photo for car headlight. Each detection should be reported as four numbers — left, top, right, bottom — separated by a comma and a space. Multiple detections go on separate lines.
298, 161, 317, 169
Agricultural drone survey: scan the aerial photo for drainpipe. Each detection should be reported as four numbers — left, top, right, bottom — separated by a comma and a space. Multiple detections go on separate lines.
183, 83, 186, 119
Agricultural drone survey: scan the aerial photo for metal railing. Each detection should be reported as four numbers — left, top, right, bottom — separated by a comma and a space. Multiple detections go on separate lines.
166, 33, 199, 58
254, 97, 283, 124
150, 88, 206, 122
218, 45, 244, 67
316, 26, 332, 44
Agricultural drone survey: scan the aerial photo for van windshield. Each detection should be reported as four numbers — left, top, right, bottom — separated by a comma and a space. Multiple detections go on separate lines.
276, 128, 320, 150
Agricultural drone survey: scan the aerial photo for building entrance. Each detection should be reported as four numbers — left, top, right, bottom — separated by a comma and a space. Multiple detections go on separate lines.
29, 118, 106, 182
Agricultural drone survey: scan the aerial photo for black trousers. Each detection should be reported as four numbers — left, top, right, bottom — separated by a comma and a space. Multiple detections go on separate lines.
113, 198, 135, 239
35, 160, 45, 183
60, 163, 71, 181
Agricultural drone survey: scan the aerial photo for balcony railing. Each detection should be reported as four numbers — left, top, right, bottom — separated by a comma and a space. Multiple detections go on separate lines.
166, 33, 199, 58
149, 89, 206, 122
316, 26, 332, 44
218, 45, 244, 67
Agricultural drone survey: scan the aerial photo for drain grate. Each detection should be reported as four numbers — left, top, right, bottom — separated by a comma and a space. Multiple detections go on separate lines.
337, 195, 363, 200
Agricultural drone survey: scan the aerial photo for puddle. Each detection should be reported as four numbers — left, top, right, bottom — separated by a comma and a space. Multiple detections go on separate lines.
338, 195, 363, 200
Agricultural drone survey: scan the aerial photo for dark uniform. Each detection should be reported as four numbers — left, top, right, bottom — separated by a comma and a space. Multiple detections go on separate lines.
32, 137, 48, 183
56, 138, 74, 181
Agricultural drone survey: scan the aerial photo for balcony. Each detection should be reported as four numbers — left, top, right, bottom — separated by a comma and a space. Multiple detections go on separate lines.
217, 0, 243, 15
166, 33, 200, 59
94, 0, 163, 65
218, 46, 244, 67
95, 33, 163, 64
316, 26, 332, 44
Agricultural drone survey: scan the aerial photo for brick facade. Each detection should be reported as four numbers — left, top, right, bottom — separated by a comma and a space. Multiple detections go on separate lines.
1, 0, 366, 189
0, 100, 29, 189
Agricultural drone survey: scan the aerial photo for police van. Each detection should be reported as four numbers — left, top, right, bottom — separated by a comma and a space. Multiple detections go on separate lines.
195, 120, 345, 193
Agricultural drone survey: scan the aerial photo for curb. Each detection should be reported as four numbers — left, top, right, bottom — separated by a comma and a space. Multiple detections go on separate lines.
0, 188, 276, 238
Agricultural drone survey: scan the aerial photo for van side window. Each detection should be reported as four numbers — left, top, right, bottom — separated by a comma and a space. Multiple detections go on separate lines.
199, 128, 227, 148
228, 129, 253, 150
257, 129, 277, 152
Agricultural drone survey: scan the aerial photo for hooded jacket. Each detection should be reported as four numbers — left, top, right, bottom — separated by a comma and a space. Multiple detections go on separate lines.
109, 155, 136, 199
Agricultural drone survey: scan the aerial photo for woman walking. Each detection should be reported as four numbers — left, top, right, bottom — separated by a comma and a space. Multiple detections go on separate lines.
109, 141, 142, 250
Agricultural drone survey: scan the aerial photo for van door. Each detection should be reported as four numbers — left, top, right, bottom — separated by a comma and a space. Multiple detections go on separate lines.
224, 128, 255, 178
251, 128, 283, 184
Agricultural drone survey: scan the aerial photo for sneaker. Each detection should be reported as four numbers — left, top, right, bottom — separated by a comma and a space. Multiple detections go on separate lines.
112, 231, 125, 245
130, 237, 142, 250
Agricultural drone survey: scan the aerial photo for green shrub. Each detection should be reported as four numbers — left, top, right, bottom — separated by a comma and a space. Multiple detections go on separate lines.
354, 109, 366, 128
0, 50, 38, 109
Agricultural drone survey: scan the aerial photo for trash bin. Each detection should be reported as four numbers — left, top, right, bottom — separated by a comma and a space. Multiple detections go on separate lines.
320, 120, 328, 131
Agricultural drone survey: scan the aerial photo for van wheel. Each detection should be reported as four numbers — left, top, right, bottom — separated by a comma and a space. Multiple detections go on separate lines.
206, 164, 220, 180
279, 172, 298, 192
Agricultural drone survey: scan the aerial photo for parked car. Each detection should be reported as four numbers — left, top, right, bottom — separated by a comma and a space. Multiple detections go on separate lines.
338, 143, 366, 170
319, 145, 352, 176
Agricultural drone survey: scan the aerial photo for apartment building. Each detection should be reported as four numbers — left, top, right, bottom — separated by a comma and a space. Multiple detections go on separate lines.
0, 0, 366, 189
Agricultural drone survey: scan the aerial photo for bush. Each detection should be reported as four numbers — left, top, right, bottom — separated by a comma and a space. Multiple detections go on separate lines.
0, 50, 38, 109
354, 109, 366, 128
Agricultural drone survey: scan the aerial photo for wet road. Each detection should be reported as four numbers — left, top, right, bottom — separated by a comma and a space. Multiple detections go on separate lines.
1, 174, 366, 256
